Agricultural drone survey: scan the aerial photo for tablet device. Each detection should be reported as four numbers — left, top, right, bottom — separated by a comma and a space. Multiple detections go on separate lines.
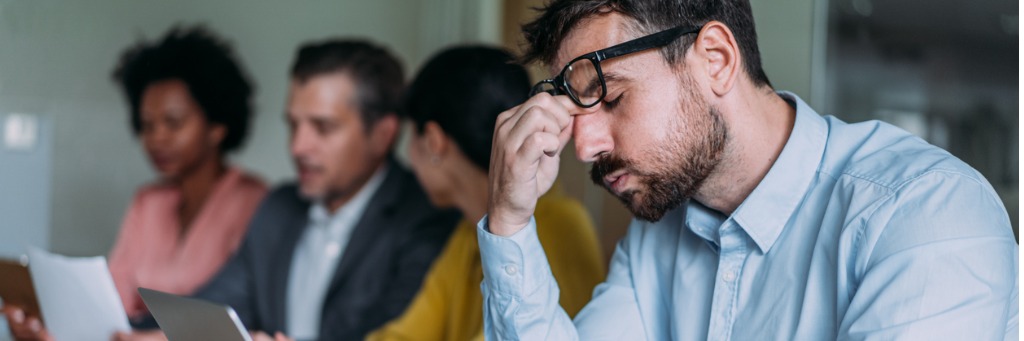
138, 288, 252, 341
0, 258, 42, 321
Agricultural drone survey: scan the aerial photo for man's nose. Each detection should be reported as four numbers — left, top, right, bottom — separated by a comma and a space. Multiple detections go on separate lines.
572, 112, 613, 163
289, 125, 314, 158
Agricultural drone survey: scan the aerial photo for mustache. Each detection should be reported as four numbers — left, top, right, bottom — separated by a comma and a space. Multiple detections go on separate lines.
589, 153, 632, 187
293, 157, 321, 170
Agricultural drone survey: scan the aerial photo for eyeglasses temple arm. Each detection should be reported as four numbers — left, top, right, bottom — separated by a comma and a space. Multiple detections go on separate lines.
597, 26, 701, 61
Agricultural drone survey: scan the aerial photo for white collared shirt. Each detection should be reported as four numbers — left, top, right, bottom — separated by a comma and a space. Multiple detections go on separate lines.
286, 164, 388, 340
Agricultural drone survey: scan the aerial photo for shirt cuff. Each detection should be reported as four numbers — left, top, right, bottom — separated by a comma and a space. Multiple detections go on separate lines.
476, 215, 553, 296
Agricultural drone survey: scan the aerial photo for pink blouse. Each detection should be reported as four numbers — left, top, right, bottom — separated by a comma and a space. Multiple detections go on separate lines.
107, 167, 267, 318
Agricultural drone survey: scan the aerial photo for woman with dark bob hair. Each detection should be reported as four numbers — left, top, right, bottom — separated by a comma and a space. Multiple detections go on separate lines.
3, 25, 267, 341
367, 46, 605, 341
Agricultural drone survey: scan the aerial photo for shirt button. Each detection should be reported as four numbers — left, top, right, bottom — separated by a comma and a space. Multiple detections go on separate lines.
325, 242, 341, 258
505, 264, 518, 276
723, 270, 736, 282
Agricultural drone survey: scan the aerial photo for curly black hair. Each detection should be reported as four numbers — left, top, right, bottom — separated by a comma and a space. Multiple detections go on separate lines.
112, 25, 254, 153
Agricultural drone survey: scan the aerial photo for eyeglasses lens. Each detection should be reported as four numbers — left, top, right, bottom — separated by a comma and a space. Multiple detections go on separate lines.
565, 59, 602, 107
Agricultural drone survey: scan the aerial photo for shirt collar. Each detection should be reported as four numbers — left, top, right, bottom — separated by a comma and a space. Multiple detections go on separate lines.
730, 91, 828, 253
308, 163, 390, 229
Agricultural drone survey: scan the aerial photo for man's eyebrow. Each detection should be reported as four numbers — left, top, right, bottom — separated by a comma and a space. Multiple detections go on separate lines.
576, 71, 630, 97
602, 72, 628, 85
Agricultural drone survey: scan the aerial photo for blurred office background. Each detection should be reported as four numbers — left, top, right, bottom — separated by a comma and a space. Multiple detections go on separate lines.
0, 1, 1017, 335
0, 0, 1017, 260
0, 0, 505, 260
822, 0, 1019, 239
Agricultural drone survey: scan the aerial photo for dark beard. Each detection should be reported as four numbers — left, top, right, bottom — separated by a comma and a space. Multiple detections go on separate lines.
590, 106, 727, 222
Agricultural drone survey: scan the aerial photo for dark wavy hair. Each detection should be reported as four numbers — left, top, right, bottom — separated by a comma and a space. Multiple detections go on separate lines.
112, 25, 255, 153
290, 39, 404, 130
521, 0, 771, 88
402, 46, 530, 171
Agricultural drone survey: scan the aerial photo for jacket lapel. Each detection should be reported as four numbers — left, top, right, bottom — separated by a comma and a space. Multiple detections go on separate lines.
322, 159, 403, 304
270, 187, 311, 329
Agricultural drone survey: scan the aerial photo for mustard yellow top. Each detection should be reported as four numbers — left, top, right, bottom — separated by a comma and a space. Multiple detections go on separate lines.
366, 187, 605, 341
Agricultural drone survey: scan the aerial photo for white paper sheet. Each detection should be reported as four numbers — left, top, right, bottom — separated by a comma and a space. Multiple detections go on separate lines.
27, 247, 130, 341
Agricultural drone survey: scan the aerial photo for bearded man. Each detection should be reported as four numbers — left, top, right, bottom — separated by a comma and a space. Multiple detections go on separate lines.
478, 0, 1018, 340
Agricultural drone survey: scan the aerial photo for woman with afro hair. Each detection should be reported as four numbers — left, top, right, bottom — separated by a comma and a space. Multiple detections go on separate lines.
3, 25, 267, 341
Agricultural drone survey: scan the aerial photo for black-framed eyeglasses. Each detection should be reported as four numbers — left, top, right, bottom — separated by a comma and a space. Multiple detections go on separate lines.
530, 25, 703, 108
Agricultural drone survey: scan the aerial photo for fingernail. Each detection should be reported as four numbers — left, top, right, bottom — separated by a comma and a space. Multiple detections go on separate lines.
28, 318, 41, 332
11, 309, 24, 323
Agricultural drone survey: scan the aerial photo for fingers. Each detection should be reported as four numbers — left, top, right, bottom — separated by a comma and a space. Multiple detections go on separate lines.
497, 94, 571, 138
250, 332, 268, 341
4, 306, 25, 324
110, 330, 167, 341
519, 131, 562, 161
6, 307, 46, 341
507, 107, 563, 149
528, 91, 602, 117
568, 99, 603, 116
555, 115, 575, 156
496, 92, 574, 130
250, 331, 284, 341
499, 96, 574, 158
493, 93, 595, 163
26, 317, 42, 333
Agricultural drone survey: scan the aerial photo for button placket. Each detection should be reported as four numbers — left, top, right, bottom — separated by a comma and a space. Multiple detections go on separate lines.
723, 269, 737, 282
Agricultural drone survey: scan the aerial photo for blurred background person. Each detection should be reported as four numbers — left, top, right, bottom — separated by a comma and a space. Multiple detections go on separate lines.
366, 46, 605, 341
3, 25, 267, 341
185, 39, 459, 341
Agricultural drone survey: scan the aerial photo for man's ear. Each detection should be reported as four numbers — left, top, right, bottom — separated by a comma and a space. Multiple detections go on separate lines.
693, 21, 741, 96
370, 114, 399, 156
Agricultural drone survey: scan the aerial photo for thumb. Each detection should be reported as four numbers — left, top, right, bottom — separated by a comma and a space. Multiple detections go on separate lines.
556, 116, 574, 155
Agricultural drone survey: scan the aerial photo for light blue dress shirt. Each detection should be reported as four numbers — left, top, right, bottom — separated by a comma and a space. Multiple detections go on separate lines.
477, 92, 1018, 340
286, 165, 387, 340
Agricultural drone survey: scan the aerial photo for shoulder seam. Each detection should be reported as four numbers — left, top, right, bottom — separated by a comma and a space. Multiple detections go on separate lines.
836, 166, 981, 192
849, 168, 989, 280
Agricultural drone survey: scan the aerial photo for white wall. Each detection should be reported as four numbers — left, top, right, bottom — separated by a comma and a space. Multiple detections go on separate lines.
0, 0, 498, 258
0, 114, 51, 258
751, 0, 827, 107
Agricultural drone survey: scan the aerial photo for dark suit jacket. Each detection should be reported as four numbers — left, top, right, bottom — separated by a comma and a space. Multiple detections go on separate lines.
194, 160, 459, 340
